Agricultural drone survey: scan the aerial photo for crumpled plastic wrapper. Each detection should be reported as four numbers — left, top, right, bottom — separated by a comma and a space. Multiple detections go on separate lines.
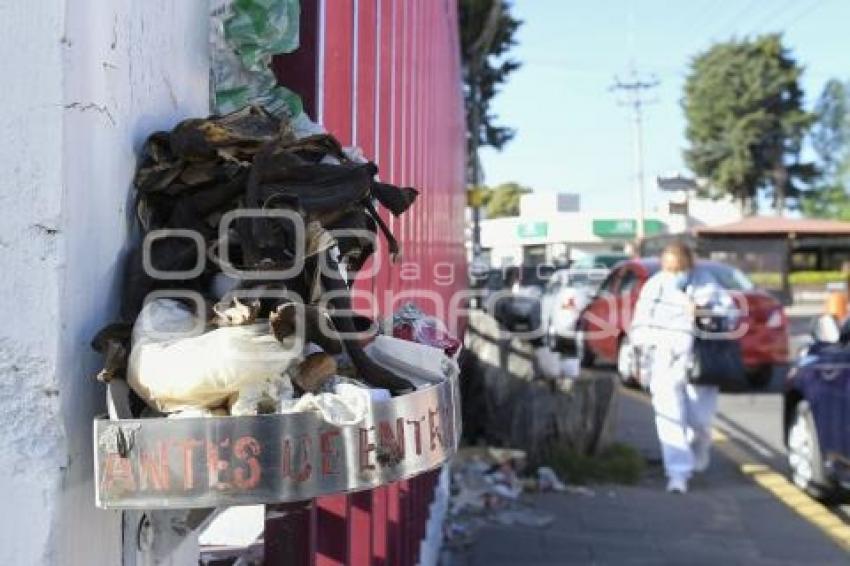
210, 0, 303, 118
386, 302, 462, 357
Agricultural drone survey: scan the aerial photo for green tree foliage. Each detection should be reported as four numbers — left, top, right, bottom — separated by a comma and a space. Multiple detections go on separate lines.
460, 0, 521, 184
479, 182, 531, 218
801, 79, 850, 220
801, 185, 850, 221
811, 79, 850, 178
682, 34, 815, 214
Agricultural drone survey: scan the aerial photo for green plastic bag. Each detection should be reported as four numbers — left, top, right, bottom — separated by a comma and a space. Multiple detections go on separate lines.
210, 0, 302, 117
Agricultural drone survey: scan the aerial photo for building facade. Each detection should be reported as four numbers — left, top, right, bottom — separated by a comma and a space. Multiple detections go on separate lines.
475, 190, 743, 268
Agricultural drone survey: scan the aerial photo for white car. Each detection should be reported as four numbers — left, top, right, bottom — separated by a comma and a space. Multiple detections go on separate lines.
541, 268, 609, 352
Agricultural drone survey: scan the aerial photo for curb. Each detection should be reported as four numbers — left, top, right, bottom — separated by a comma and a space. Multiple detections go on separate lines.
712, 429, 850, 552
620, 386, 850, 553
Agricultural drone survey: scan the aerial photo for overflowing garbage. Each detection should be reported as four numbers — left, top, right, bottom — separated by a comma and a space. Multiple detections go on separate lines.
92, 105, 459, 421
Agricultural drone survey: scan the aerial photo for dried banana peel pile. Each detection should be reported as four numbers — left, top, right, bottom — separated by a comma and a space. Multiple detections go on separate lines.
93, 106, 421, 417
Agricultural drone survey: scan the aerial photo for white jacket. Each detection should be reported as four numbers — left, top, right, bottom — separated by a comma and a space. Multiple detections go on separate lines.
630, 267, 734, 353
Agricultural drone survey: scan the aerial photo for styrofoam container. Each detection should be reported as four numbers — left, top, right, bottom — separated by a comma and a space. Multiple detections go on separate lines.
365, 335, 452, 388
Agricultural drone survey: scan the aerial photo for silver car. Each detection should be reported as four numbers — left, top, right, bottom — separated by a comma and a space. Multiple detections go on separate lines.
541, 268, 609, 352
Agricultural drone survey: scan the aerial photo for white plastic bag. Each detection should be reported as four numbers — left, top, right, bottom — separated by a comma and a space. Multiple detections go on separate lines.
127, 299, 299, 413
278, 382, 370, 426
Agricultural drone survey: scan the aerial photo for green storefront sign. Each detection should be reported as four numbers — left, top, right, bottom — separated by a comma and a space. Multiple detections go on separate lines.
593, 219, 665, 238
517, 221, 548, 238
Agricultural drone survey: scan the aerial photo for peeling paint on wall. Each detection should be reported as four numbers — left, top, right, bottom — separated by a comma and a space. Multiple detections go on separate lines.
0, 1, 209, 564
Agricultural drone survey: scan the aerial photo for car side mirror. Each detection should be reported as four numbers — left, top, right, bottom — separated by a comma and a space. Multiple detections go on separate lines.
812, 314, 841, 344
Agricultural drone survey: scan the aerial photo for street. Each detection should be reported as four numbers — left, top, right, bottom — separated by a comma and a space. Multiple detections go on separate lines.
714, 304, 850, 526
447, 305, 850, 565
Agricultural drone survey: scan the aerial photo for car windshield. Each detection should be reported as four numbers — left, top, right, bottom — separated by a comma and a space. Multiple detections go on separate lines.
565, 270, 608, 288
519, 266, 552, 288
574, 255, 628, 269
644, 262, 755, 291
702, 264, 755, 291
490, 266, 554, 290
485, 270, 504, 290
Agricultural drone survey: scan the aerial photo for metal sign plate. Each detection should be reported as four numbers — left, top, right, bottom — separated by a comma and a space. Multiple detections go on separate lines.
94, 377, 460, 509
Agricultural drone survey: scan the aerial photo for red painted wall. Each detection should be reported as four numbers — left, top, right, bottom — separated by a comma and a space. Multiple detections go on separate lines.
276, 0, 467, 325
325, 0, 467, 325
269, 1, 466, 564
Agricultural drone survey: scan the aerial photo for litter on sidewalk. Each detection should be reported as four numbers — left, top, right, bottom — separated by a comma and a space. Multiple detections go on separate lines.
444, 447, 587, 550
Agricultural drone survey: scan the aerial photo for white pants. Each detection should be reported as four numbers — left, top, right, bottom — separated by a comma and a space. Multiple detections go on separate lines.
649, 347, 718, 481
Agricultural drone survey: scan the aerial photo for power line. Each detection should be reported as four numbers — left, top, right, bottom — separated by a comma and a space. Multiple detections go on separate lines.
773, 0, 831, 32
520, 54, 839, 83
743, 0, 799, 35
682, 0, 765, 58
523, 58, 685, 79
684, 0, 803, 59
705, 0, 762, 41
610, 69, 660, 240
682, 0, 735, 45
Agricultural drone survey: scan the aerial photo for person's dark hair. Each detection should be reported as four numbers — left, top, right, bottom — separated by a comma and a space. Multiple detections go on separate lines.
661, 241, 695, 270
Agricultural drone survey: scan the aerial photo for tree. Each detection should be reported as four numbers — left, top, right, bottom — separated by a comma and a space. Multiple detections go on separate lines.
801, 185, 850, 221
811, 79, 850, 181
801, 79, 850, 220
480, 182, 531, 218
460, 0, 521, 186
682, 34, 815, 215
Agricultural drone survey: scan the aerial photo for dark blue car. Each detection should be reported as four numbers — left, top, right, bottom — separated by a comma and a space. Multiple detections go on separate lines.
784, 316, 850, 499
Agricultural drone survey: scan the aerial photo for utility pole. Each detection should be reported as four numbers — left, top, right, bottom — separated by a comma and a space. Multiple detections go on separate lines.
610, 69, 659, 240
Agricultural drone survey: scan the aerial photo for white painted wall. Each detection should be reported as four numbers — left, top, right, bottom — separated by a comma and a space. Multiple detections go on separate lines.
0, 1, 208, 564
0, 2, 69, 563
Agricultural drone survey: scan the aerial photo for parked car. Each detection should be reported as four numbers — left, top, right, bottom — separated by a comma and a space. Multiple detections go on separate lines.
541, 268, 610, 352
570, 253, 630, 270
487, 265, 554, 334
576, 258, 789, 387
784, 315, 850, 500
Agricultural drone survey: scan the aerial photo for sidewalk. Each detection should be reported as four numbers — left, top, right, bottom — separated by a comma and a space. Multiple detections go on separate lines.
444, 383, 849, 565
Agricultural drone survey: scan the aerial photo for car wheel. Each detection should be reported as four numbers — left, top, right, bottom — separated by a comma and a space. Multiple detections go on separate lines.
576, 324, 595, 368
616, 335, 638, 387
787, 401, 832, 500
746, 365, 773, 389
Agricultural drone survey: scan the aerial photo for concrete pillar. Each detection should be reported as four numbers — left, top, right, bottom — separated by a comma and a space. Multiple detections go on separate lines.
0, 1, 208, 563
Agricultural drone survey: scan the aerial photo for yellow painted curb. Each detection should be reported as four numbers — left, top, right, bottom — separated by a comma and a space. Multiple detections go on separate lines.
714, 433, 850, 552
619, 385, 850, 552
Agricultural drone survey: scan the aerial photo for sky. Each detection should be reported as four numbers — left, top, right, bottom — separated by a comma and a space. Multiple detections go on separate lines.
478, 0, 850, 216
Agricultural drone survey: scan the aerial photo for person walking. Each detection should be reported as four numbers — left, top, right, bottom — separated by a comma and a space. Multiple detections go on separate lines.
630, 242, 731, 494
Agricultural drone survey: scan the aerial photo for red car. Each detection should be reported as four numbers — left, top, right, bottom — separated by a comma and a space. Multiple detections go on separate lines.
576, 258, 789, 387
